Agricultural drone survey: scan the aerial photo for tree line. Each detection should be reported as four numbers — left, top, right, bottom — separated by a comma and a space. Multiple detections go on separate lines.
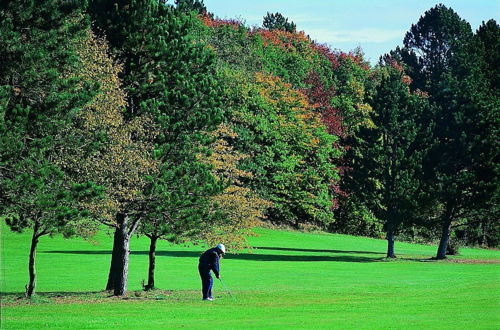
0, 0, 498, 297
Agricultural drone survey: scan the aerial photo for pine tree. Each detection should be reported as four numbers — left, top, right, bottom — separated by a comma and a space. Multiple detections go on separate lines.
462, 19, 500, 247
88, 0, 223, 295
175, 0, 207, 15
476, 19, 500, 92
364, 61, 431, 258
0, 0, 95, 297
263, 12, 296, 33
403, 5, 491, 258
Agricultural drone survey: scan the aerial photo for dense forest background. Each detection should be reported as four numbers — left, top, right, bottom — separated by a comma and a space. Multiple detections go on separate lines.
1, 0, 498, 296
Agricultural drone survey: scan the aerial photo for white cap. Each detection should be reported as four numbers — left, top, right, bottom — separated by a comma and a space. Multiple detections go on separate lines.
216, 243, 226, 254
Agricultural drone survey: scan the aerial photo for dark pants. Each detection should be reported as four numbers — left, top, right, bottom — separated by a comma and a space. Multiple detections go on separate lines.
198, 265, 213, 299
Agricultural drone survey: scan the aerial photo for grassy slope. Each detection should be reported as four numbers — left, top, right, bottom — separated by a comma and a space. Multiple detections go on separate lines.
1, 222, 499, 329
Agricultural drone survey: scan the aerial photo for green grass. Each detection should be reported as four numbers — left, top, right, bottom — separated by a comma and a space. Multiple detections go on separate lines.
1, 222, 499, 329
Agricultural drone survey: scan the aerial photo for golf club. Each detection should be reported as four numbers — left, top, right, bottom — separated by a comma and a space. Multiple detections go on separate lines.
218, 278, 235, 299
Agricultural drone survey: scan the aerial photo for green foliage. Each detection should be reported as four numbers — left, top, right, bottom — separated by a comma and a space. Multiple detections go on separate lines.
0, 0, 96, 238
88, 0, 224, 233
199, 15, 374, 233
2, 0, 497, 264
402, 4, 497, 255
363, 62, 432, 255
196, 19, 264, 73
476, 19, 500, 92
221, 70, 340, 228
175, 0, 207, 15
258, 29, 314, 87
330, 52, 373, 134
0, 0, 98, 296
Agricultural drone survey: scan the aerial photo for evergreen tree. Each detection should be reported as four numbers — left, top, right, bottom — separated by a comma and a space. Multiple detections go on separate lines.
175, 0, 207, 15
0, 0, 95, 297
88, 0, 223, 294
462, 19, 500, 247
403, 5, 492, 258
263, 12, 296, 33
364, 61, 431, 258
476, 19, 500, 92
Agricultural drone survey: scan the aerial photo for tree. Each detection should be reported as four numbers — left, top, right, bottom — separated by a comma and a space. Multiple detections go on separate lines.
201, 124, 272, 247
0, 0, 95, 297
220, 70, 339, 228
324, 52, 378, 237
476, 19, 499, 92
263, 12, 296, 33
403, 5, 492, 258
364, 61, 431, 258
88, 0, 223, 294
54, 30, 159, 296
175, 0, 207, 15
461, 19, 500, 247
138, 124, 270, 290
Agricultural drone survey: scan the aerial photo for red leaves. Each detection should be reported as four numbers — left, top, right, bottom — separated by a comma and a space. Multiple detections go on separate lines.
200, 14, 241, 29
311, 42, 340, 70
302, 71, 345, 138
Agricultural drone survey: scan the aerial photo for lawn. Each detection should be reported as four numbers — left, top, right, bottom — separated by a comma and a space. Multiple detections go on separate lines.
1, 222, 499, 329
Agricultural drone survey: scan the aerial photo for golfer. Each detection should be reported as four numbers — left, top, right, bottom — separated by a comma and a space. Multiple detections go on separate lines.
198, 243, 225, 301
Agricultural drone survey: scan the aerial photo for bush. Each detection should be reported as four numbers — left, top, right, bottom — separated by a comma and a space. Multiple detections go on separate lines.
446, 240, 460, 255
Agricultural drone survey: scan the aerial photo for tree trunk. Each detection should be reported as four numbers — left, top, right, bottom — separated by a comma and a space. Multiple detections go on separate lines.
145, 235, 158, 291
113, 213, 132, 296
26, 226, 40, 297
436, 204, 454, 259
386, 229, 396, 258
105, 227, 121, 291
385, 206, 396, 258
436, 220, 452, 259
105, 212, 140, 296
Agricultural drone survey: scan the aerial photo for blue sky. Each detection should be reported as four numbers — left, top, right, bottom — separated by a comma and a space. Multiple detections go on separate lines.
203, 0, 500, 64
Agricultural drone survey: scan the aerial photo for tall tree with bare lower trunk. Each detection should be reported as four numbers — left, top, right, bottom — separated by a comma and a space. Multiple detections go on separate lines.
0, 1, 97, 297
55, 30, 159, 297
402, 5, 491, 258
88, 1, 223, 294
363, 60, 431, 258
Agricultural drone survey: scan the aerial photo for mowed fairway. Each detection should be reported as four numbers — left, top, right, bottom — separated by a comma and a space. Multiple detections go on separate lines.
1, 222, 499, 329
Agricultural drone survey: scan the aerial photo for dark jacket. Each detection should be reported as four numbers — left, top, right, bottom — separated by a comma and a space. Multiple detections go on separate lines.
198, 247, 222, 277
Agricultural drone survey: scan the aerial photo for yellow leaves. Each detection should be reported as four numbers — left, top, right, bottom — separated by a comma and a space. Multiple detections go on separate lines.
310, 137, 320, 146
253, 72, 324, 148
255, 72, 312, 112
357, 103, 375, 129
204, 123, 252, 182
206, 185, 272, 251
200, 123, 272, 251
55, 30, 159, 218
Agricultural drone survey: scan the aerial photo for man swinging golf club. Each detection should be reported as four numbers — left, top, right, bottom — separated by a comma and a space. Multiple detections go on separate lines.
198, 243, 225, 301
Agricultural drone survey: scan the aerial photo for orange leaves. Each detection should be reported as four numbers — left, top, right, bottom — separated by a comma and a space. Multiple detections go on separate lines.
254, 72, 322, 137
254, 28, 310, 51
